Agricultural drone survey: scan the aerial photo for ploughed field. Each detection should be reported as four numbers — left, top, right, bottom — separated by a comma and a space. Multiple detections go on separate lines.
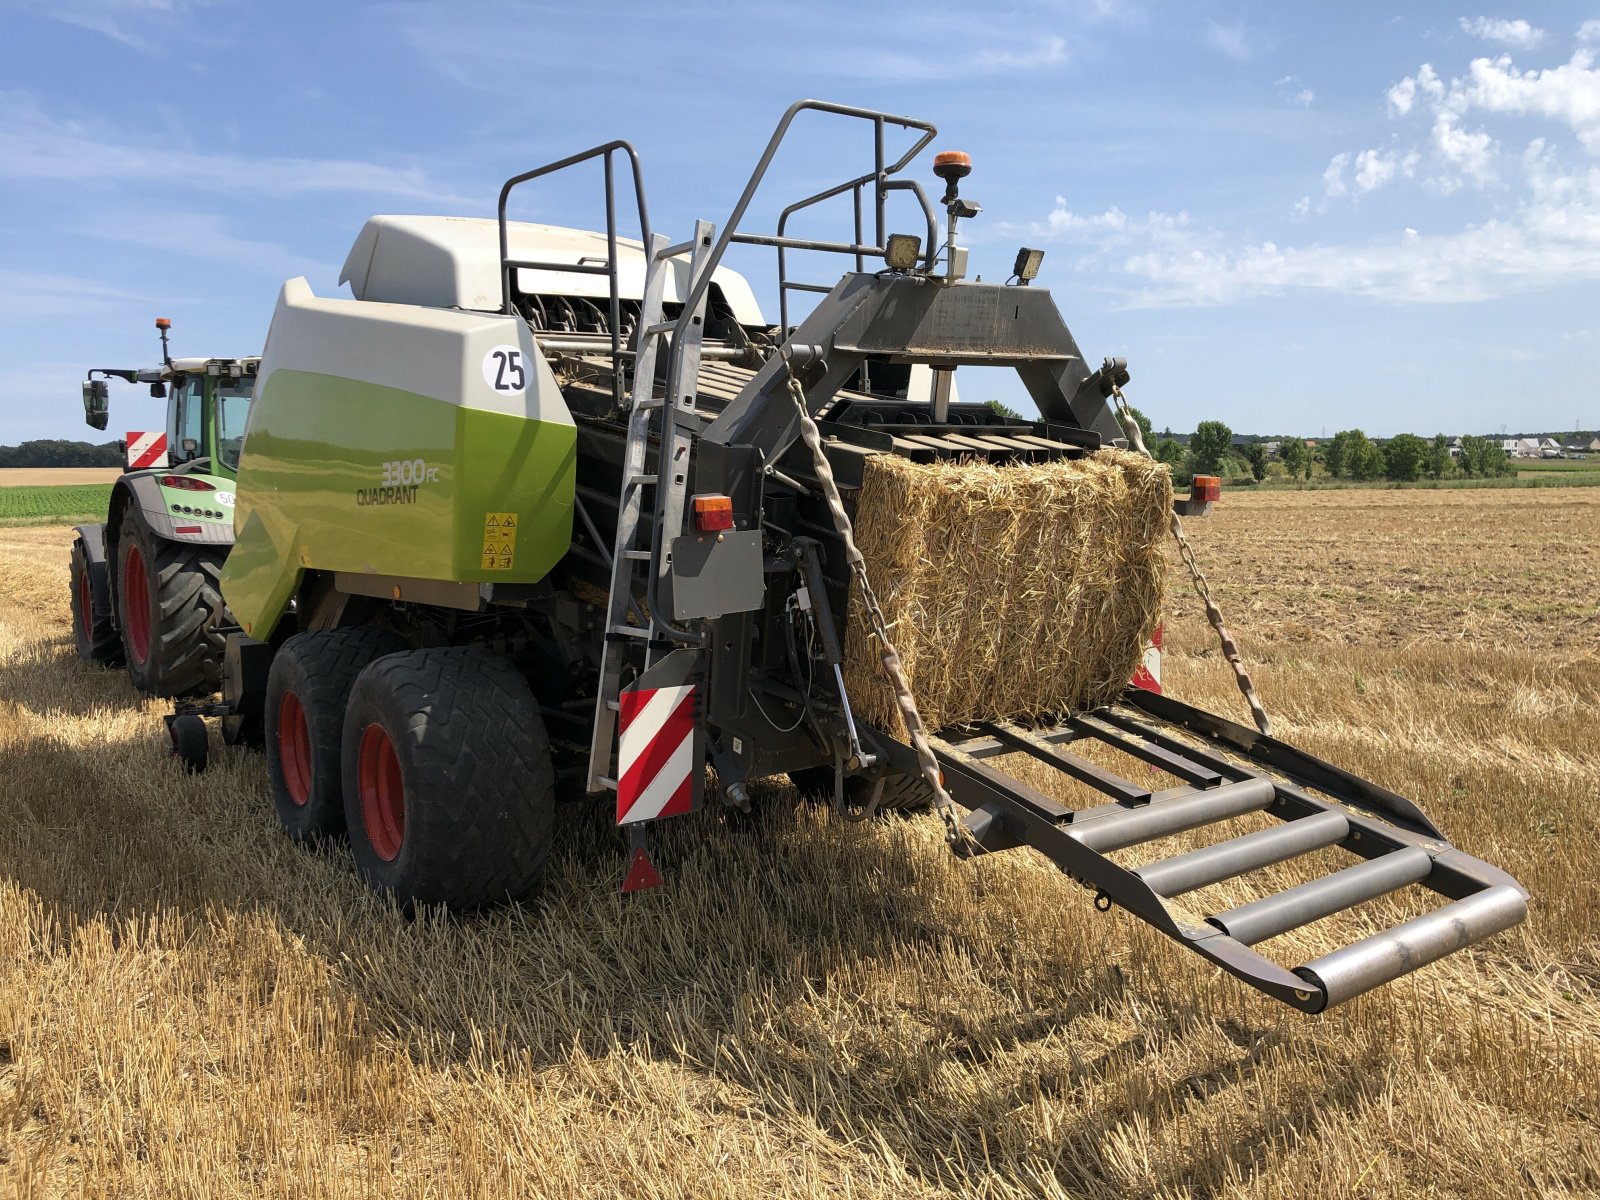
0, 487, 1596, 1197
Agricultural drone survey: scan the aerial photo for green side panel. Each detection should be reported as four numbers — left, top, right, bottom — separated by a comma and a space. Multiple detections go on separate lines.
157, 472, 236, 535
222, 369, 575, 638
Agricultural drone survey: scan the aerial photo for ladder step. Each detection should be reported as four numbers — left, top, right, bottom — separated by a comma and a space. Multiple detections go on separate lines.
626, 474, 658, 488
1209, 846, 1433, 945
1134, 810, 1350, 897
622, 549, 652, 560
608, 624, 651, 639
1295, 884, 1527, 1008
1066, 777, 1275, 854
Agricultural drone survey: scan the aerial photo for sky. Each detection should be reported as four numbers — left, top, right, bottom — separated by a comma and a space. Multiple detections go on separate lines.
2, 0, 1599, 442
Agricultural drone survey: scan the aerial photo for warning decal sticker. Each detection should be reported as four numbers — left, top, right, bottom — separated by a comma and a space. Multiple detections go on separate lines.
481, 511, 518, 570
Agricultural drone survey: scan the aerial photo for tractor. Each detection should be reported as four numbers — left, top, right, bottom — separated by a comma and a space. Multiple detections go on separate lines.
72, 318, 256, 702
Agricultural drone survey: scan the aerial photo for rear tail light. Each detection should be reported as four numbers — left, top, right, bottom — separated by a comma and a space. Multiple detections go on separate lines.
692, 494, 735, 532
1192, 475, 1222, 503
160, 475, 215, 492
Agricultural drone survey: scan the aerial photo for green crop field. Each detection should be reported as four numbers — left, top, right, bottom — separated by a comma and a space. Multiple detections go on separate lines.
0, 484, 113, 525
1515, 457, 1598, 474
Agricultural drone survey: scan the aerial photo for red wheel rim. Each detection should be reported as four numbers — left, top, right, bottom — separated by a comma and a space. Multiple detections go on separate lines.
358, 723, 405, 862
122, 544, 151, 664
276, 691, 313, 807
77, 567, 92, 637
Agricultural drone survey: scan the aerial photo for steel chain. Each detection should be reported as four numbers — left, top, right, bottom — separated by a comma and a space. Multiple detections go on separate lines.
1112, 385, 1272, 736
769, 350, 971, 847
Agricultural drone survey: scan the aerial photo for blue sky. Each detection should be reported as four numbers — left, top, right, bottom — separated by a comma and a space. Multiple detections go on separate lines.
2, 0, 1598, 442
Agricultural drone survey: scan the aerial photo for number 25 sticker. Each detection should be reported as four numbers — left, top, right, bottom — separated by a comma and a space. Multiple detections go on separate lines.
482, 346, 528, 395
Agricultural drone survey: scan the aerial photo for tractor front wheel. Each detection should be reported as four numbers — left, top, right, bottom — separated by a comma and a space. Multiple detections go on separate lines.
264, 628, 407, 843
115, 516, 230, 697
342, 647, 555, 908
70, 534, 122, 666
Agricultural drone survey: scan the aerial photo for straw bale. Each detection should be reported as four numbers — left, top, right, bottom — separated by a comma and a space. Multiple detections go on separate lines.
842, 448, 1171, 732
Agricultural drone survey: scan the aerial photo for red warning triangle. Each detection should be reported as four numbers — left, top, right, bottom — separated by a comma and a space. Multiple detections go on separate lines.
621, 845, 663, 894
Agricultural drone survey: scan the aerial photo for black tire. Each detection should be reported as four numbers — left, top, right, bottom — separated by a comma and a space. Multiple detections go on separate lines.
167, 714, 209, 774
789, 766, 934, 813
70, 534, 122, 666
264, 629, 407, 843
115, 515, 230, 698
342, 647, 555, 908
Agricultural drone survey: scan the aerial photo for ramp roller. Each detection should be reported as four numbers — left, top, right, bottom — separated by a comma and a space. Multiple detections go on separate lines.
1134, 809, 1350, 897
1066, 776, 1275, 853
1209, 845, 1433, 945
1296, 885, 1528, 1008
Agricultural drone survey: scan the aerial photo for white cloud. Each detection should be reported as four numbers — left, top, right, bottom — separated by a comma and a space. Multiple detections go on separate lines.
1323, 152, 1350, 198
70, 211, 330, 277
1431, 114, 1497, 185
1388, 75, 1418, 116
1580, 20, 1600, 44
1351, 148, 1419, 193
1018, 150, 1600, 307
0, 269, 144, 319
9, 0, 222, 53
1203, 20, 1267, 61
0, 91, 471, 205
1447, 48, 1600, 154
1459, 16, 1546, 49
1276, 75, 1315, 106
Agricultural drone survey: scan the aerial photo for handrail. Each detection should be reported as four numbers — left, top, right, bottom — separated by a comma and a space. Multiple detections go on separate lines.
775, 176, 938, 329
496, 141, 651, 410
672, 100, 937, 342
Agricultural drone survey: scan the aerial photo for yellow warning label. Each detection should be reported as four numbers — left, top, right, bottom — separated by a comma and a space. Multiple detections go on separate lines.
481, 512, 518, 570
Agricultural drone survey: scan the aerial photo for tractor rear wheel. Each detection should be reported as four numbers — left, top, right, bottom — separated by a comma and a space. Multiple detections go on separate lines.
788, 766, 935, 814
70, 534, 122, 666
264, 628, 407, 843
342, 647, 555, 908
115, 515, 230, 698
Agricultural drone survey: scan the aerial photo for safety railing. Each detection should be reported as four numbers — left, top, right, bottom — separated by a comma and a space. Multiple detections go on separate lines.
678, 100, 940, 337
496, 142, 651, 410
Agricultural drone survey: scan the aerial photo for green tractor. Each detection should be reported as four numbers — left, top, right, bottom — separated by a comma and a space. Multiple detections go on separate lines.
73, 317, 257, 700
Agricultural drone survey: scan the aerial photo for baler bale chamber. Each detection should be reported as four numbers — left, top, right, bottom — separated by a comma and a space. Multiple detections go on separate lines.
209, 101, 1526, 1015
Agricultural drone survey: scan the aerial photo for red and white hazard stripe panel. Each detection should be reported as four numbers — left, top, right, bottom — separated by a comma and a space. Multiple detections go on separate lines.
615, 683, 699, 825
1131, 622, 1163, 694
125, 431, 169, 470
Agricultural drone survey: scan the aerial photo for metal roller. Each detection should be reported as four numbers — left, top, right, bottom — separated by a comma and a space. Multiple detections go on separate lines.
1297, 885, 1528, 1009
1134, 810, 1350, 897
1208, 845, 1434, 945
1066, 777, 1276, 854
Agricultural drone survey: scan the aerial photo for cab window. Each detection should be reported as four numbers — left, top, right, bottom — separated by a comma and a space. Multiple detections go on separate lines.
169, 380, 205, 463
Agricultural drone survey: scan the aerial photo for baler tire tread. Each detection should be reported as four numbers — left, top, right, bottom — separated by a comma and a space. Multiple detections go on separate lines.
342, 647, 555, 909
265, 628, 409, 842
788, 767, 934, 814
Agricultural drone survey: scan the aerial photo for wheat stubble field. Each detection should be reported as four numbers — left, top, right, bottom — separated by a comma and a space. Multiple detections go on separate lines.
0, 488, 1596, 1198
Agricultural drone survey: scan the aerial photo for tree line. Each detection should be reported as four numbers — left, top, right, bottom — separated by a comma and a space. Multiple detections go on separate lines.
0, 439, 125, 468
1117, 411, 1512, 484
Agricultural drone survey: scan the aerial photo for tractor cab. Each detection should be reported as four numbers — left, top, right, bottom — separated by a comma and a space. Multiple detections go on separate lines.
81, 317, 259, 481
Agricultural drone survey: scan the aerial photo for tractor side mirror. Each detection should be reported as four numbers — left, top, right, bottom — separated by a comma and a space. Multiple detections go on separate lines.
150, 382, 167, 398
82, 379, 110, 431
